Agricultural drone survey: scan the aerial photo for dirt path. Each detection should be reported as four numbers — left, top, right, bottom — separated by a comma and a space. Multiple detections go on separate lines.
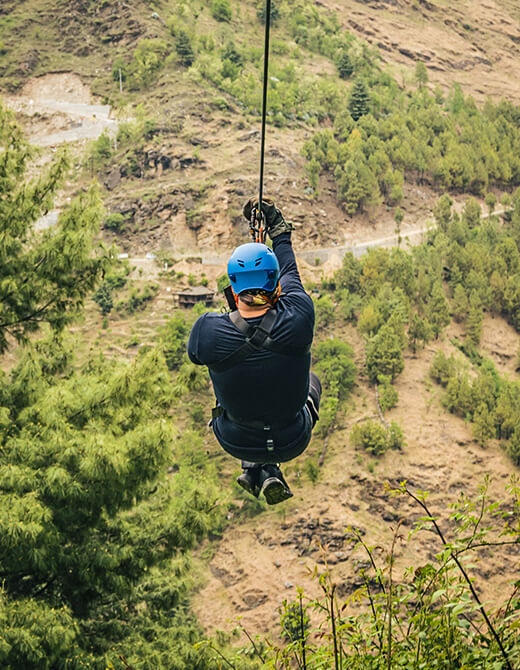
4, 73, 119, 147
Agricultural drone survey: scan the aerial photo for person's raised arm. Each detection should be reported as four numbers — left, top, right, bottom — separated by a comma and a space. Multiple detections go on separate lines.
242, 198, 303, 294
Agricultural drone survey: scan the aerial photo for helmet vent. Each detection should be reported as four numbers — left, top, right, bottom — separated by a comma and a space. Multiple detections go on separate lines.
254, 257, 262, 266
237, 260, 245, 267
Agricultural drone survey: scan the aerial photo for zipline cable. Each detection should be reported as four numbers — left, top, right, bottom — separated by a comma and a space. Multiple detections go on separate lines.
255, 0, 272, 243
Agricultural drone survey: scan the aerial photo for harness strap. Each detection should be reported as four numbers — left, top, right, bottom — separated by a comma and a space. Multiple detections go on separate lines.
209, 308, 277, 373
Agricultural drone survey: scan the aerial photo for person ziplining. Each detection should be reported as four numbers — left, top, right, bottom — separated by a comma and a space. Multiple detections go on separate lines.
187, 0, 321, 504
187, 200, 322, 504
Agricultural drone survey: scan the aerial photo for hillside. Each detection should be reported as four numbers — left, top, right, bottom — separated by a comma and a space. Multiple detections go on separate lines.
2, 1, 520, 668
2, 0, 520, 256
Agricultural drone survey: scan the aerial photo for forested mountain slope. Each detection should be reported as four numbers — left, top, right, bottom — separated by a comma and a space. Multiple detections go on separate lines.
2, 1, 520, 668
3, 0, 520, 253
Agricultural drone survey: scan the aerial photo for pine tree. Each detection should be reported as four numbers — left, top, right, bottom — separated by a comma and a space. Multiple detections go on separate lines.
427, 281, 451, 338
366, 317, 405, 382
0, 104, 219, 668
176, 30, 195, 66
466, 293, 484, 346
348, 78, 370, 121
452, 283, 469, 323
0, 106, 109, 353
337, 49, 353, 79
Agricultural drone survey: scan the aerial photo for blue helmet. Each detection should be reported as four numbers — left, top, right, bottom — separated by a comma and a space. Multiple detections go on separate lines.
227, 243, 280, 294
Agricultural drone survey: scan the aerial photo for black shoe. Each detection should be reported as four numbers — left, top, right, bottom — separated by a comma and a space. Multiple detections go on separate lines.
260, 475, 293, 505
236, 471, 261, 498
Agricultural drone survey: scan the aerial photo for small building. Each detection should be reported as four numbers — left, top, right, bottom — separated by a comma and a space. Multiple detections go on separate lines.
175, 286, 214, 307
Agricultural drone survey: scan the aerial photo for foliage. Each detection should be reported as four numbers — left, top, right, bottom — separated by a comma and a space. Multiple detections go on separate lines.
104, 212, 127, 233
210, 0, 232, 22
365, 315, 406, 382
377, 374, 398, 412
303, 76, 520, 213
129, 39, 170, 89
348, 78, 370, 121
336, 49, 353, 79
176, 29, 195, 67
116, 282, 159, 314
279, 595, 309, 643
0, 103, 222, 668
92, 282, 113, 315
314, 294, 335, 329
313, 338, 356, 399
160, 314, 189, 370
350, 419, 404, 455
263, 482, 520, 669
0, 106, 109, 353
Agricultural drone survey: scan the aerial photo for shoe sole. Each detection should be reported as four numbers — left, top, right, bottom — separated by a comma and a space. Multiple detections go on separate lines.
261, 477, 293, 505
236, 476, 260, 498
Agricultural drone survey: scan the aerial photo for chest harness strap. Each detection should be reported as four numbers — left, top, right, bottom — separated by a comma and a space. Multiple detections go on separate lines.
209, 308, 278, 374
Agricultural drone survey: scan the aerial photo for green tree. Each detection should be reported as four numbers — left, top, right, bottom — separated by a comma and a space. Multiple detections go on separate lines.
365, 317, 405, 382
130, 39, 169, 88
452, 283, 469, 323
377, 374, 398, 412
408, 313, 431, 353
415, 61, 428, 87
93, 282, 114, 315
427, 281, 451, 338
336, 49, 353, 79
314, 294, 335, 330
348, 78, 370, 121
0, 104, 219, 669
472, 402, 496, 446
176, 30, 195, 66
314, 338, 357, 398
211, 0, 232, 22
466, 293, 484, 347
160, 314, 189, 370
0, 108, 109, 353
485, 192, 497, 215
433, 194, 453, 232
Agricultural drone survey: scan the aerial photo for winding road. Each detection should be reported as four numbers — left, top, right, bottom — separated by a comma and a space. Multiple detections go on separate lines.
10, 92, 506, 270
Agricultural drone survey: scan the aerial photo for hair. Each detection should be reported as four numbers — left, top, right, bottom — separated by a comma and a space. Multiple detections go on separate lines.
238, 284, 281, 307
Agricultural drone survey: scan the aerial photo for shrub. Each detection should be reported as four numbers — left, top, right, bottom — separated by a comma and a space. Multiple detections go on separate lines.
129, 39, 169, 88
377, 374, 398, 412
336, 49, 353, 79
314, 339, 356, 398
93, 283, 113, 315
350, 420, 388, 455
160, 314, 189, 370
430, 350, 458, 386
117, 283, 159, 314
210, 0, 232, 22
314, 295, 335, 329
104, 212, 127, 233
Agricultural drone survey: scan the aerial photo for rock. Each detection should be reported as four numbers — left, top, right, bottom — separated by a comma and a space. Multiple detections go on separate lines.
238, 130, 260, 142
241, 589, 268, 609
284, 581, 294, 589
105, 166, 121, 191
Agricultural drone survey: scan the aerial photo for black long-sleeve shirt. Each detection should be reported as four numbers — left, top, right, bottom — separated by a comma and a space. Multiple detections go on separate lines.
188, 233, 315, 452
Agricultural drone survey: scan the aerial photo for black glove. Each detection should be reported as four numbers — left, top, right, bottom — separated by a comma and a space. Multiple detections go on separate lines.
243, 197, 293, 238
